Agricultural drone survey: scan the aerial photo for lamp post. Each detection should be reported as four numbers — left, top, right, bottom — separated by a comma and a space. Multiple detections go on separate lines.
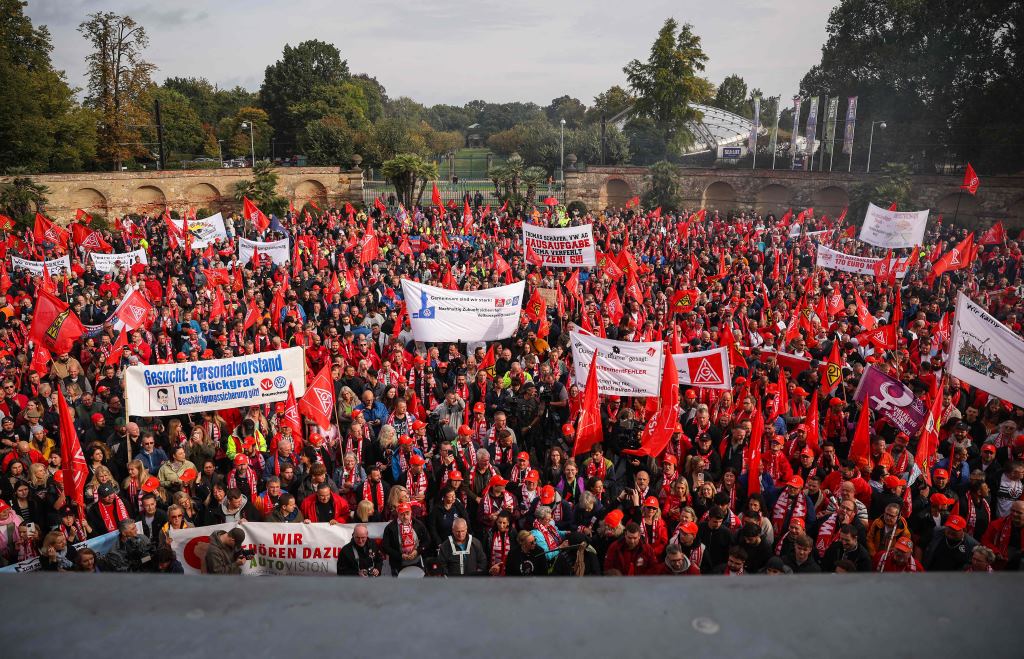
866, 120, 886, 173
241, 121, 255, 167
559, 118, 566, 185
217, 139, 224, 167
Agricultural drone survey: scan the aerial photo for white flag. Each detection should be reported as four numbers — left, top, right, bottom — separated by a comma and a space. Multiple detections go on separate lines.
949, 292, 1024, 408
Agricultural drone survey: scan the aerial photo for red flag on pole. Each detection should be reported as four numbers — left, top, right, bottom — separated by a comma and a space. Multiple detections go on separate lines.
805, 391, 821, 454
58, 388, 88, 522
33, 212, 69, 248
978, 221, 1005, 246
243, 298, 261, 332
961, 163, 980, 195
915, 380, 944, 484
283, 383, 303, 445
243, 197, 271, 232
29, 289, 85, 353
114, 288, 154, 331
746, 409, 764, 496
107, 328, 128, 366
849, 403, 872, 468
572, 356, 603, 457
431, 183, 443, 211
621, 348, 679, 458
931, 233, 975, 278
299, 364, 335, 429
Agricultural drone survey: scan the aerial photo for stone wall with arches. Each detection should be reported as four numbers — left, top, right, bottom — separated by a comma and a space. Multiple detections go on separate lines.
564, 165, 1024, 228
8, 166, 363, 222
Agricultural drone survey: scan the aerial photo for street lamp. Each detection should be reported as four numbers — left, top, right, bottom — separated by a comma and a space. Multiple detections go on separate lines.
560, 118, 566, 185
217, 139, 224, 167
241, 121, 255, 167
866, 120, 887, 173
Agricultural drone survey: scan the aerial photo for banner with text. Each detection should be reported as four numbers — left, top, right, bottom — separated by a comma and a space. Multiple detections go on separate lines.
816, 244, 909, 278
11, 255, 70, 276
401, 279, 525, 343
569, 329, 663, 397
522, 223, 596, 267
188, 212, 229, 247
125, 346, 306, 416
859, 203, 929, 248
853, 365, 927, 436
0, 529, 122, 574
169, 522, 387, 575
949, 292, 1024, 409
238, 237, 290, 266
91, 249, 148, 273
673, 347, 732, 390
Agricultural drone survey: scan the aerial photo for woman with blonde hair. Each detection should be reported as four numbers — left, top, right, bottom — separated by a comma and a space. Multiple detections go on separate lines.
39, 529, 78, 571
122, 459, 149, 514
172, 490, 202, 525
87, 465, 117, 504
352, 499, 378, 524
384, 484, 409, 521
158, 504, 192, 548
27, 463, 49, 495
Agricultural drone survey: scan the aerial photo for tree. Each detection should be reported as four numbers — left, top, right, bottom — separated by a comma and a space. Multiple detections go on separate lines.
801, 0, 1023, 174
259, 40, 351, 147
234, 160, 286, 216
0, 0, 97, 173
624, 18, 709, 150
585, 85, 635, 124
381, 153, 437, 209
79, 12, 156, 170
853, 163, 913, 218
0, 170, 50, 226
643, 161, 681, 210
219, 107, 272, 161
566, 125, 630, 167
302, 116, 356, 166
425, 104, 476, 132
713, 75, 748, 116
141, 86, 207, 163
545, 96, 586, 128
489, 154, 546, 214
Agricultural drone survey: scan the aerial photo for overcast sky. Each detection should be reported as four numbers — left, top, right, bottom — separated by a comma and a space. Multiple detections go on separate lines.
26, 0, 836, 108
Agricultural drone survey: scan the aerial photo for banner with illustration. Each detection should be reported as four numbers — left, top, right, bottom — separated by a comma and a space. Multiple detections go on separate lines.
187, 212, 229, 247
949, 292, 1024, 409
401, 279, 525, 342
859, 203, 929, 248
673, 346, 732, 391
238, 237, 290, 266
853, 365, 927, 436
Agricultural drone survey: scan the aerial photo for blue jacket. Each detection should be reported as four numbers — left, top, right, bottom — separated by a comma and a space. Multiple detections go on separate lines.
138, 448, 168, 476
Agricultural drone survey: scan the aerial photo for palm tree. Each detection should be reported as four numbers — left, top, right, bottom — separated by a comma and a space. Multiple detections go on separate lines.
381, 153, 437, 209
489, 153, 546, 215
234, 160, 287, 215
0, 168, 50, 227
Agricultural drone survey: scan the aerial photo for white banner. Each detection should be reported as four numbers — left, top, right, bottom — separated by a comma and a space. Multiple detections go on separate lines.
673, 346, 732, 390
859, 203, 929, 248
816, 244, 909, 278
169, 522, 387, 575
90, 249, 148, 273
401, 279, 525, 343
238, 237, 290, 266
11, 255, 70, 276
188, 212, 229, 247
522, 223, 596, 267
569, 329, 664, 397
788, 225, 831, 239
124, 346, 306, 417
949, 293, 1024, 409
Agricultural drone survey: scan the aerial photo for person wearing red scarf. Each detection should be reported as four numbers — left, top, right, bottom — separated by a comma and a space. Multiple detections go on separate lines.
873, 537, 923, 572
300, 483, 351, 525
981, 500, 1024, 570
381, 502, 432, 576
486, 511, 515, 575
86, 483, 130, 538
604, 522, 655, 575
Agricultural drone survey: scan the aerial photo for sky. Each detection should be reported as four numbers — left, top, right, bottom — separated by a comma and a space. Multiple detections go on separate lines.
26, 0, 837, 108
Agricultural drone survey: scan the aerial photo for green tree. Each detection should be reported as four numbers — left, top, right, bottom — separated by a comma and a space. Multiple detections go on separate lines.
142, 86, 206, 163
713, 74, 749, 116
489, 154, 546, 214
425, 104, 476, 132
853, 163, 913, 218
566, 125, 630, 167
302, 116, 356, 166
545, 96, 586, 128
0, 0, 97, 173
585, 85, 635, 124
234, 160, 286, 216
259, 40, 350, 147
352, 74, 387, 123
79, 12, 156, 170
220, 107, 272, 161
643, 161, 681, 210
381, 153, 437, 209
0, 171, 50, 226
624, 18, 709, 150
801, 0, 1022, 173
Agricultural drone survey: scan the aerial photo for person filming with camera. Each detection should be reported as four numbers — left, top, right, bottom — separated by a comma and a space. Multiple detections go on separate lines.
203, 527, 249, 575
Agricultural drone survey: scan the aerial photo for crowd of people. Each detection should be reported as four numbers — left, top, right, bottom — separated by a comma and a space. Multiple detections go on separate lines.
1, 194, 1022, 578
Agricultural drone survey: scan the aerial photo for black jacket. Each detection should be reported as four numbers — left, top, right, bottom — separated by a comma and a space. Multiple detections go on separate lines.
820, 541, 872, 572
337, 539, 384, 576
505, 543, 548, 576
380, 518, 433, 575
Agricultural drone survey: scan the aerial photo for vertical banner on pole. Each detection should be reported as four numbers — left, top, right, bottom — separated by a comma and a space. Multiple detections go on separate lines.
790, 97, 802, 170
805, 97, 820, 171
842, 96, 859, 155
824, 96, 839, 171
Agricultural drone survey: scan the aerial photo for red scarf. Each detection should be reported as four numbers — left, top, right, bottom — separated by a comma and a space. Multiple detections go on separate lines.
227, 465, 258, 501
482, 490, 513, 518
965, 493, 990, 536
533, 519, 561, 551
97, 496, 130, 532
345, 436, 364, 464
399, 522, 416, 555
770, 489, 807, 537
407, 469, 428, 516
815, 512, 843, 557
490, 531, 510, 574
991, 518, 1023, 561
362, 480, 384, 512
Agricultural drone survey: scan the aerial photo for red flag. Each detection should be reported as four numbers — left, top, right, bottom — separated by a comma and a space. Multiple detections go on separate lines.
525, 243, 544, 267
596, 251, 624, 282
431, 183, 443, 211
343, 269, 358, 299
572, 356, 603, 457
243, 299, 261, 332
114, 288, 154, 331
33, 212, 69, 248
29, 289, 85, 354
915, 380, 944, 483
374, 197, 388, 214
625, 270, 644, 305
746, 409, 764, 496
856, 323, 897, 351
871, 250, 893, 280
391, 304, 407, 339
462, 201, 474, 232
440, 229, 451, 251
107, 328, 129, 366
805, 391, 821, 454
182, 217, 193, 260
932, 233, 975, 278
978, 221, 1005, 246
603, 286, 623, 326
820, 340, 845, 395
441, 269, 457, 290
719, 322, 748, 369
299, 364, 335, 429
243, 197, 271, 232
842, 225, 856, 239
499, 199, 509, 213
854, 290, 876, 331
888, 202, 898, 211
40, 263, 56, 294
849, 403, 872, 468
961, 163, 980, 195
0, 214, 15, 231
524, 288, 546, 323
209, 287, 226, 321
202, 268, 231, 286
625, 195, 640, 209
283, 383, 303, 444
58, 388, 88, 522
359, 234, 380, 265
493, 252, 511, 277
326, 271, 341, 299
398, 235, 413, 256
478, 345, 497, 378
542, 196, 558, 207
75, 208, 93, 225
564, 270, 582, 304
622, 348, 679, 458
30, 344, 51, 377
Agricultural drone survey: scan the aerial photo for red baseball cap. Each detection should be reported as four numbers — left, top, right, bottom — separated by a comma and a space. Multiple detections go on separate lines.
786, 475, 804, 489
396, 502, 412, 515
457, 424, 473, 437
604, 510, 624, 528
643, 496, 660, 509
678, 521, 699, 536
410, 455, 425, 466
932, 468, 949, 479
883, 475, 906, 489
539, 485, 556, 505
411, 420, 427, 430
398, 435, 414, 446
894, 537, 914, 553
233, 455, 248, 466
142, 476, 160, 492
524, 470, 540, 483
473, 402, 486, 414
488, 475, 508, 488
662, 454, 678, 465
930, 493, 955, 506
562, 423, 575, 435
516, 451, 530, 462
944, 514, 967, 532
448, 470, 464, 481
181, 468, 198, 483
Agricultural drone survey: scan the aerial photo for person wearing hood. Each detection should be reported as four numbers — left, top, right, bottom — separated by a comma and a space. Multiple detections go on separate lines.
648, 543, 700, 575
219, 488, 263, 524
204, 527, 246, 575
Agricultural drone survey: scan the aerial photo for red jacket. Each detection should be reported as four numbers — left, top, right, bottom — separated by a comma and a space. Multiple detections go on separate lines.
300, 491, 350, 524
648, 559, 701, 575
603, 538, 655, 575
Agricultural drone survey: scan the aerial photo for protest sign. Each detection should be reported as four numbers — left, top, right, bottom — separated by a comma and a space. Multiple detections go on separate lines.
853, 366, 927, 436
187, 212, 229, 247
859, 203, 928, 248
124, 347, 306, 416
522, 223, 596, 267
673, 347, 732, 390
401, 279, 524, 343
949, 292, 1024, 409
0, 529, 122, 574
90, 249, 148, 273
816, 244, 909, 278
569, 329, 663, 396
11, 255, 70, 276
238, 237, 290, 266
